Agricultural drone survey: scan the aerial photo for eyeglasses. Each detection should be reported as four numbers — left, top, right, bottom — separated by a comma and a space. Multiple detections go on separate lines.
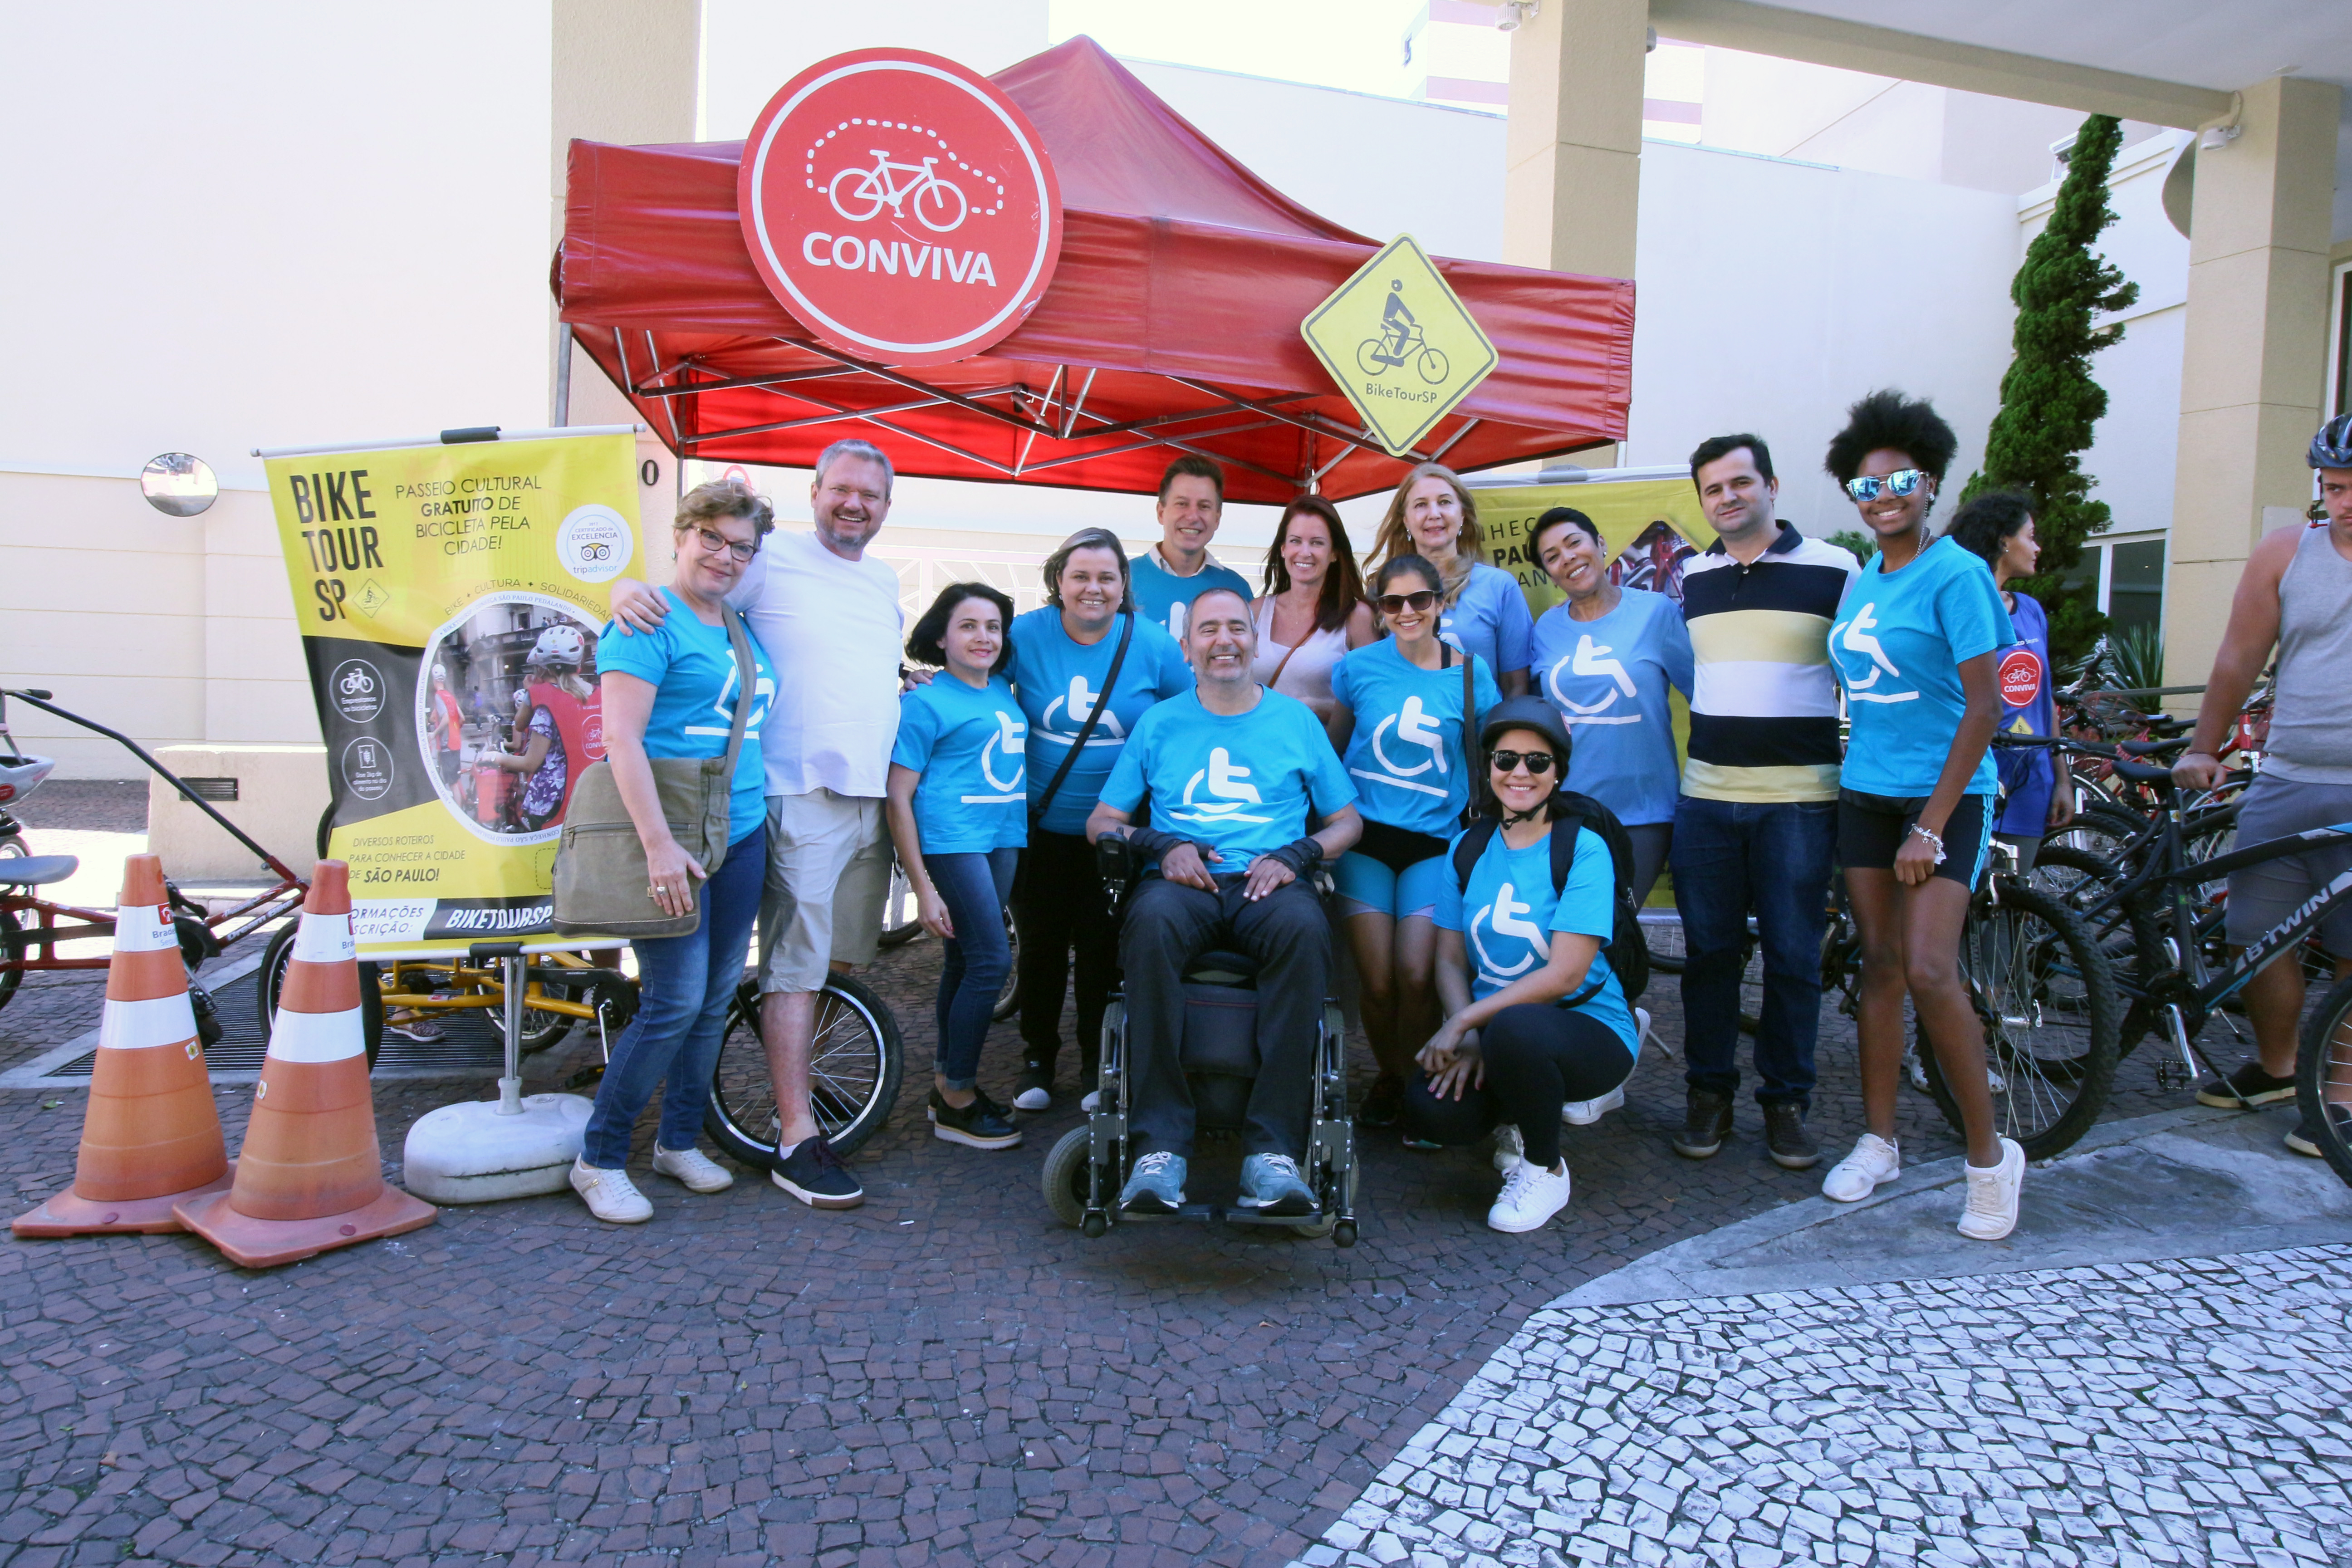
1489, 750, 1557, 775
1844, 469, 1928, 504
688, 526, 759, 563
1375, 589, 1439, 615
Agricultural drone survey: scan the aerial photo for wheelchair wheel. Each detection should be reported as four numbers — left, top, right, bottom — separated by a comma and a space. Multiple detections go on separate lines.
1042, 1125, 1094, 1229
705, 971, 904, 1165
878, 851, 921, 947
991, 906, 1022, 1021
256, 921, 383, 1071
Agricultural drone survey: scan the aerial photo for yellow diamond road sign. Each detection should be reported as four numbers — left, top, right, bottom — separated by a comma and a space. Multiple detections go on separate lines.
1300, 233, 1498, 459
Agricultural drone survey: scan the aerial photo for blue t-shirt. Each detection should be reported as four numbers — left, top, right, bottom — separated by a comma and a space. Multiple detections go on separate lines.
1440, 562, 1536, 679
1129, 549, 1253, 640
1828, 536, 2017, 798
889, 673, 1029, 855
1436, 823, 1638, 1053
596, 589, 774, 843
1099, 688, 1357, 867
1992, 589, 2058, 835
1530, 588, 1695, 827
1008, 608, 1192, 835
1329, 640, 1503, 838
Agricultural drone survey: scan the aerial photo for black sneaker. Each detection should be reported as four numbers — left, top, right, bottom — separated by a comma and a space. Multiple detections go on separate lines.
929, 1090, 1022, 1150
1672, 1088, 1734, 1159
2198, 1062, 2298, 1108
1361, 1073, 1405, 1128
771, 1137, 864, 1208
1013, 1054, 1055, 1112
1763, 1102, 1820, 1170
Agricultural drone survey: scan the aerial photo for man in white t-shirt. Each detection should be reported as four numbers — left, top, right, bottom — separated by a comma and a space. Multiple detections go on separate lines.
609, 438, 903, 1210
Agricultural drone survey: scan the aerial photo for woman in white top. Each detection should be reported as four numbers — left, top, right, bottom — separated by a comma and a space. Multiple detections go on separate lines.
1251, 494, 1376, 737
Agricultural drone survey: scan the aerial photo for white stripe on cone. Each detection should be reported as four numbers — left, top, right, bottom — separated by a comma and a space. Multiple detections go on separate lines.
290, 911, 356, 965
266, 1004, 366, 1064
98, 992, 199, 1052
113, 903, 177, 954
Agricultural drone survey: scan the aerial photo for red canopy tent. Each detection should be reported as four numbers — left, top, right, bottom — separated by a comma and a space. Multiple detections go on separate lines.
555, 36, 1633, 505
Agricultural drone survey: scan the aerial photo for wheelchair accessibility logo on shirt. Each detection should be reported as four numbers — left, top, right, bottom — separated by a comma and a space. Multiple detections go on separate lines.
1547, 634, 1642, 726
1040, 675, 1125, 747
1350, 695, 1452, 799
1830, 603, 1920, 705
1171, 747, 1272, 827
1470, 879, 1546, 984
962, 711, 1028, 804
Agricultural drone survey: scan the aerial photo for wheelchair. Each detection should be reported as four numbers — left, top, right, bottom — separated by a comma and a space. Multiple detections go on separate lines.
1039, 836, 1359, 1247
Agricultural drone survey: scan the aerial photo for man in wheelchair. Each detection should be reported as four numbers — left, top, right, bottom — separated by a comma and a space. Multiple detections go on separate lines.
1086, 588, 1362, 1217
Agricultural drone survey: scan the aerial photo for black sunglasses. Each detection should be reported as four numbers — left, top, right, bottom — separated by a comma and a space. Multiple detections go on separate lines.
1489, 750, 1557, 775
1375, 588, 1439, 615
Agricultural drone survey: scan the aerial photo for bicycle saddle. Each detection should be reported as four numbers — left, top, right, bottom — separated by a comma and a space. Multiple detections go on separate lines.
2118, 736, 2189, 759
0, 854, 78, 887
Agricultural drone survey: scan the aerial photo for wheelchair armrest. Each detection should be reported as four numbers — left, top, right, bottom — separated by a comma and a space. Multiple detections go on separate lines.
1096, 833, 1137, 887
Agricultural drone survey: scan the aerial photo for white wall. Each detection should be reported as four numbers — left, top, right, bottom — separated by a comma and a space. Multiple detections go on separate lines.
699, 0, 1050, 140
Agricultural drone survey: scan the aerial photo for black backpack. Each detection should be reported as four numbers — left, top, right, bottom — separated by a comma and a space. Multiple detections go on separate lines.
1450, 791, 1649, 1004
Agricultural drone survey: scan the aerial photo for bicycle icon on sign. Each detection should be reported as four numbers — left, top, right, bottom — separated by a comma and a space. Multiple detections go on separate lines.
827, 149, 969, 233
338, 668, 374, 696
1356, 279, 1450, 385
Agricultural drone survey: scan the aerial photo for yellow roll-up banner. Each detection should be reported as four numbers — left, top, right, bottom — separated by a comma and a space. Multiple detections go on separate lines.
1469, 475, 1717, 619
264, 431, 643, 955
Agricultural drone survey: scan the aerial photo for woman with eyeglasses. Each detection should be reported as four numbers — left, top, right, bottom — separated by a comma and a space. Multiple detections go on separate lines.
571, 480, 777, 1225
1328, 554, 1503, 1128
1367, 462, 1534, 696
1819, 390, 2023, 1240
1252, 495, 1377, 737
888, 582, 1031, 1151
1528, 506, 1693, 906
1409, 697, 1643, 1233
1005, 528, 1193, 1110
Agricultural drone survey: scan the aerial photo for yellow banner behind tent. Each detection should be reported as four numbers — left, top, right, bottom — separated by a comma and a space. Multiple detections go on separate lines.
264, 431, 643, 955
1471, 475, 1716, 618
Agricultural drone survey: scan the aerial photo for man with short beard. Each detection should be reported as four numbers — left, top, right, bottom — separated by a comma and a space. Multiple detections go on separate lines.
1086, 588, 1362, 1218
608, 438, 902, 1210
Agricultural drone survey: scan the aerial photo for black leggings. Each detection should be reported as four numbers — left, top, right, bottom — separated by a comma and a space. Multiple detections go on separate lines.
1013, 828, 1117, 1068
1403, 1005, 1634, 1168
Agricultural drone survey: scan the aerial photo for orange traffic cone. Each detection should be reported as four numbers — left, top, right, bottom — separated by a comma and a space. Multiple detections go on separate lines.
15, 855, 232, 1236
175, 862, 434, 1266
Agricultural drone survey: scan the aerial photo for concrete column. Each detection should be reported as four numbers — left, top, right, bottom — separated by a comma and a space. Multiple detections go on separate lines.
2164, 75, 2341, 688
549, 0, 700, 420
1502, 0, 1647, 464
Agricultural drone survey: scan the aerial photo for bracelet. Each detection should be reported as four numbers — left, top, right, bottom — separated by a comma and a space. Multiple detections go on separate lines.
1906, 823, 1947, 866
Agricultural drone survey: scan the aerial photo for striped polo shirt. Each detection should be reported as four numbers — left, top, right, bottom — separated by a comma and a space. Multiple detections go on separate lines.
1680, 522, 1858, 802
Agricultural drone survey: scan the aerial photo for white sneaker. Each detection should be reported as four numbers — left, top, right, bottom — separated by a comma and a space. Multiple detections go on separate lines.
1821, 1133, 1901, 1202
1491, 1122, 1524, 1172
1562, 1084, 1626, 1126
571, 1157, 652, 1223
1487, 1156, 1573, 1233
651, 1145, 734, 1193
1013, 1085, 1052, 1112
1958, 1137, 2025, 1240
1080, 1089, 1102, 1112
1635, 1007, 1655, 1050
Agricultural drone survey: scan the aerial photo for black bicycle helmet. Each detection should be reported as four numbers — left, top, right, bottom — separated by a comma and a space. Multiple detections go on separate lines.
1479, 695, 1573, 762
2311, 413, 2352, 470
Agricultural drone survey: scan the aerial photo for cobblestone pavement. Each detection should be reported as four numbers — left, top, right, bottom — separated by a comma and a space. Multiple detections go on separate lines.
0, 785, 2299, 1568
1301, 1245, 2352, 1568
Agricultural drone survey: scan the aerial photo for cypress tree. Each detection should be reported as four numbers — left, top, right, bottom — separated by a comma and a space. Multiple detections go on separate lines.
1961, 113, 2140, 666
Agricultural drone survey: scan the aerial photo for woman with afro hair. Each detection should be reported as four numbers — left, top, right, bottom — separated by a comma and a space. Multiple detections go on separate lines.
1818, 390, 2026, 1240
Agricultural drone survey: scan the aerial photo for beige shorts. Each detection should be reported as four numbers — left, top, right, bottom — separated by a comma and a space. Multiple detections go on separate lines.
759, 789, 889, 993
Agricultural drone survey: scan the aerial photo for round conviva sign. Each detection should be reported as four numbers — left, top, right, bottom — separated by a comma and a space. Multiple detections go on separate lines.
738, 49, 1063, 367
1997, 647, 2043, 707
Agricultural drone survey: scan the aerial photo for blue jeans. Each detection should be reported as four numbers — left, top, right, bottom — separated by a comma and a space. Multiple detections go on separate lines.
581, 825, 765, 1168
928, 848, 1018, 1090
1671, 796, 1835, 1107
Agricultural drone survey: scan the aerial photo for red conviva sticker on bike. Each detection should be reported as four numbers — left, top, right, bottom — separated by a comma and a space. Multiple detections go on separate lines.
1997, 647, 2043, 707
738, 49, 1064, 367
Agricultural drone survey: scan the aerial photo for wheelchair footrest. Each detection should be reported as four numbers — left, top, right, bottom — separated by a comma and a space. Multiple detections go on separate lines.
1108, 1202, 1321, 1226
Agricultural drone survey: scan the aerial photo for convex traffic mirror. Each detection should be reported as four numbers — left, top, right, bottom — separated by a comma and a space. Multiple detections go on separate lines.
140, 452, 218, 517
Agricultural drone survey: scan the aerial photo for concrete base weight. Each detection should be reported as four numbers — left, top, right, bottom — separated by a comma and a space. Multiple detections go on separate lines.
12, 1165, 235, 1238
400, 1093, 593, 1204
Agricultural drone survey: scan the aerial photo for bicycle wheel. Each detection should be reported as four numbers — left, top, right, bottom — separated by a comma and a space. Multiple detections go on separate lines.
485, 971, 578, 1054
1639, 911, 1686, 975
0, 906, 22, 1013
2031, 843, 2163, 1054
2293, 970, 2352, 1189
878, 852, 921, 947
992, 906, 1023, 1021
1920, 882, 2120, 1160
826, 168, 886, 223
1416, 347, 1449, 384
1355, 339, 1388, 378
255, 921, 384, 1071
705, 971, 905, 1164
913, 177, 966, 232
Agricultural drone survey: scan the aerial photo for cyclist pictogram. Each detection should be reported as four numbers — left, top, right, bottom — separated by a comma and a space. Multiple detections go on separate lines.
1356, 279, 1450, 384
827, 148, 969, 232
